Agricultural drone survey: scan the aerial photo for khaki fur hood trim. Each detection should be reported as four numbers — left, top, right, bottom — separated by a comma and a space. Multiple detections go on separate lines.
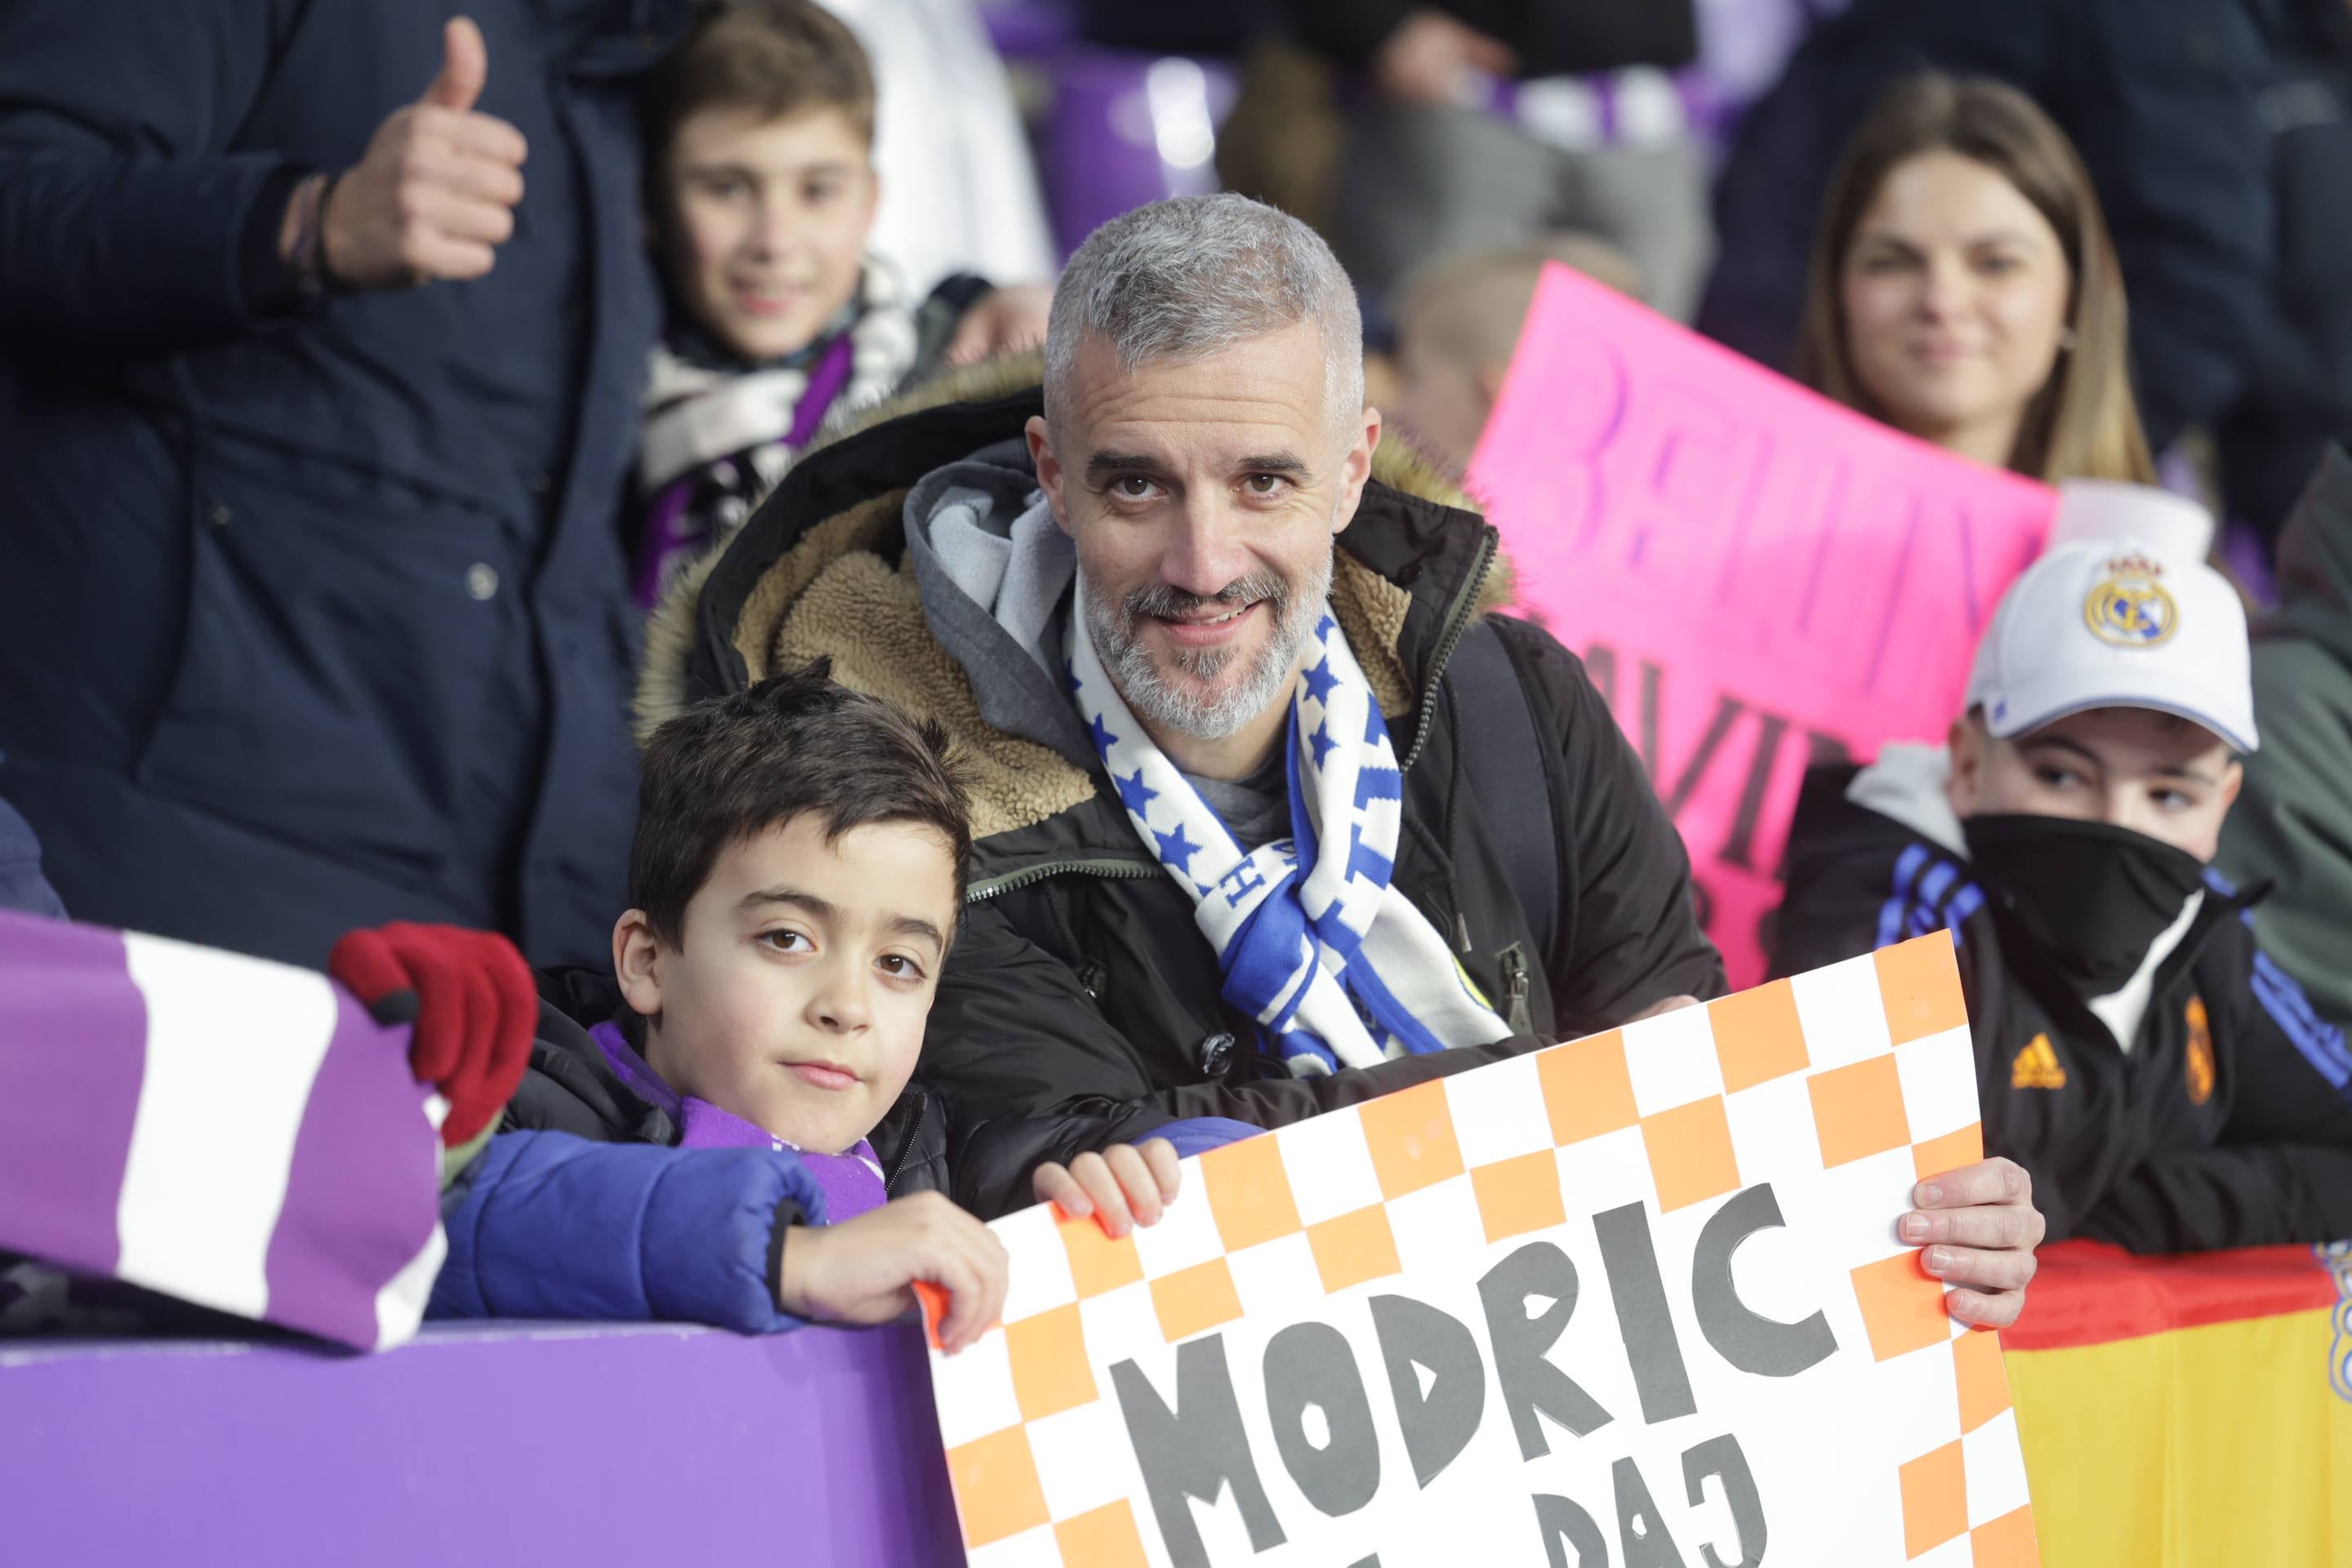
633, 355, 1516, 843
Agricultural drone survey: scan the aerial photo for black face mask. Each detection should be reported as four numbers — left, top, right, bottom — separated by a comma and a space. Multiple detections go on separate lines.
1962, 814, 2207, 996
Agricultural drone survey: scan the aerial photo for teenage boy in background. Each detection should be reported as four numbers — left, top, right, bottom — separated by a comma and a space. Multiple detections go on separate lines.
631, 0, 1049, 606
1775, 537, 2352, 1251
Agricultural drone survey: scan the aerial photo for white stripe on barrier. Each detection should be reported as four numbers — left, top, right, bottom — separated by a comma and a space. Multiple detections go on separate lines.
114, 933, 337, 1320
373, 1222, 448, 1352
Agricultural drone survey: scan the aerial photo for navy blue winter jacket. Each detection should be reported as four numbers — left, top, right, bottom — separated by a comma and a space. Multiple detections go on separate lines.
426, 969, 1264, 1331
0, 0, 686, 969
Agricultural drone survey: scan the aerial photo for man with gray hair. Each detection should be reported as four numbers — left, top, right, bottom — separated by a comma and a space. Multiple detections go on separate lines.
643, 194, 2046, 1323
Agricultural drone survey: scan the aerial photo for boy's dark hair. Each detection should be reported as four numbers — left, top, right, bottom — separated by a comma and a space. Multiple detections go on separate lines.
629, 660, 971, 946
644, 0, 878, 163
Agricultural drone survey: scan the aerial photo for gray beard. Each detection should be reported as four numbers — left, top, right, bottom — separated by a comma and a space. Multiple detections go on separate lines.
1083, 550, 1334, 742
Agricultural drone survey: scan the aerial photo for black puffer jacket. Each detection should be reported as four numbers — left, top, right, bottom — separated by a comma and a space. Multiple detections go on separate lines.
644, 359, 1725, 1218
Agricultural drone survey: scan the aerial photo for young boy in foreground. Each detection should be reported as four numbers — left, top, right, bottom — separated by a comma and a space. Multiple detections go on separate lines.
430, 666, 1176, 1348
1775, 534, 2352, 1251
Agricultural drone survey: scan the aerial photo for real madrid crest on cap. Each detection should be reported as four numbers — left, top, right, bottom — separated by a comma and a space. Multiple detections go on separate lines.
1965, 532, 2260, 755
2081, 552, 2178, 648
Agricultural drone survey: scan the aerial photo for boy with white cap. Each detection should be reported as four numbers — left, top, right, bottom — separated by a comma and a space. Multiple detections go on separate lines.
1773, 523, 2352, 1252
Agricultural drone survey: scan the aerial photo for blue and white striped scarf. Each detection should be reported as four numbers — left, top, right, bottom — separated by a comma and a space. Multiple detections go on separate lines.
1070, 599, 1512, 1076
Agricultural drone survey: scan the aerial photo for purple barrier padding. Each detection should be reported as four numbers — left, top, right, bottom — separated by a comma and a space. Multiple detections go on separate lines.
0, 1318, 964, 1566
0, 915, 146, 1275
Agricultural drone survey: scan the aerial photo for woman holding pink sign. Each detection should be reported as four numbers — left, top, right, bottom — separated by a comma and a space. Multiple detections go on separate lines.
1793, 74, 2158, 488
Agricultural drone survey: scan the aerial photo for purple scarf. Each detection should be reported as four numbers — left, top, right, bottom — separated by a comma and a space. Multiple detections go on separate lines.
631, 329, 860, 610
588, 1022, 886, 1223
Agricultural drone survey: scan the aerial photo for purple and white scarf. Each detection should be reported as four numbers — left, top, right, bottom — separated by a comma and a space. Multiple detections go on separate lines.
0, 911, 444, 1349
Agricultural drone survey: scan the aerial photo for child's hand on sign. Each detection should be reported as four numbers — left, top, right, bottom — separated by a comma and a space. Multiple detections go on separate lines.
1902, 1156, 2047, 1330
1032, 1138, 1183, 1239
777, 1192, 1009, 1354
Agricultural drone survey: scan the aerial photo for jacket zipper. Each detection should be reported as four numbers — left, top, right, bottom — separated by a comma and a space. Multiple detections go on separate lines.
967, 856, 1161, 902
1399, 524, 1499, 773
1499, 945, 1534, 1035
883, 1095, 926, 1195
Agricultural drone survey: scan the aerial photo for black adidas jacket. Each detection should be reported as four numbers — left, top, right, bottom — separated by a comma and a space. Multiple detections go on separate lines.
1774, 761, 2352, 1251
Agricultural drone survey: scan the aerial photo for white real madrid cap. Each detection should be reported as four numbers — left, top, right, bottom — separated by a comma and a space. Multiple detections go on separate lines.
1966, 537, 2258, 754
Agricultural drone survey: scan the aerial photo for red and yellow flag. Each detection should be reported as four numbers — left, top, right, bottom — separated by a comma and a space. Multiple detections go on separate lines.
2004, 1241, 2352, 1566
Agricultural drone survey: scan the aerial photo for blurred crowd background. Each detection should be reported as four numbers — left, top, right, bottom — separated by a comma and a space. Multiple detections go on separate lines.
1, 0, 2345, 990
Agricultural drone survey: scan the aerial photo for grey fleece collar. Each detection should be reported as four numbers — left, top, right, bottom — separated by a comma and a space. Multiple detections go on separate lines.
902, 439, 1095, 769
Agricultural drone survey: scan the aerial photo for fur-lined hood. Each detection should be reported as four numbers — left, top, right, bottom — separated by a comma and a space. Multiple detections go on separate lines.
635, 354, 1513, 849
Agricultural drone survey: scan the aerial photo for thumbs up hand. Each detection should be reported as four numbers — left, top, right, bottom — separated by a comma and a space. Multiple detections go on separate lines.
317, 17, 529, 289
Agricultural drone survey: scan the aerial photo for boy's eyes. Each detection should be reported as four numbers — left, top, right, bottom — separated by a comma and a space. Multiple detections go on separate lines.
756, 929, 929, 980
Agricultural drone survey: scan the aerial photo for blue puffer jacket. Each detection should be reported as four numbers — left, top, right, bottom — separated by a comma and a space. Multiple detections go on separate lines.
0, 0, 687, 971
429, 1116, 1267, 1334
425, 967, 1271, 1333
430, 1130, 826, 1334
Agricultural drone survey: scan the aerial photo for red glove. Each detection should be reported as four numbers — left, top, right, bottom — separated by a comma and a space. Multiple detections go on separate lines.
328, 922, 536, 1147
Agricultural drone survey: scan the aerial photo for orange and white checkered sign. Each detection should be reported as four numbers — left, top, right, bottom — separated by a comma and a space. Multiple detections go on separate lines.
924, 936, 2040, 1566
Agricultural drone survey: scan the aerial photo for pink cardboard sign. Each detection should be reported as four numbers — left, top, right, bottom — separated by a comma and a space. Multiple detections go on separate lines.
1466, 265, 2056, 987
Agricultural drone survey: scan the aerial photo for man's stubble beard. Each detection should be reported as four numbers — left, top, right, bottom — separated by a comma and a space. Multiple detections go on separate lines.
1085, 546, 1335, 742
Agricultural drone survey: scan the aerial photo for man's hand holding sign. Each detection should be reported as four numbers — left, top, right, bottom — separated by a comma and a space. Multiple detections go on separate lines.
1905, 1156, 2042, 1329
925, 938, 2043, 1566
1629, 996, 2043, 1329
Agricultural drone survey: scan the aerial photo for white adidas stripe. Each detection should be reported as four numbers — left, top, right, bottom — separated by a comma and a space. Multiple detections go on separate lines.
114, 933, 337, 1320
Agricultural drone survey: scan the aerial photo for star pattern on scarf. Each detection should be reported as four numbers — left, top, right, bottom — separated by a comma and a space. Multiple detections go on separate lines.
1116, 766, 1160, 818
1088, 711, 1120, 755
1303, 655, 1340, 705
1155, 820, 1203, 875
1309, 718, 1337, 770
1316, 613, 1337, 644
1063, 658, 1082, 696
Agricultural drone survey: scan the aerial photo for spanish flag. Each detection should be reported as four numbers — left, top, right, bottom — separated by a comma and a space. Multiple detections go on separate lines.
2005, 1240, 2352, 1566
